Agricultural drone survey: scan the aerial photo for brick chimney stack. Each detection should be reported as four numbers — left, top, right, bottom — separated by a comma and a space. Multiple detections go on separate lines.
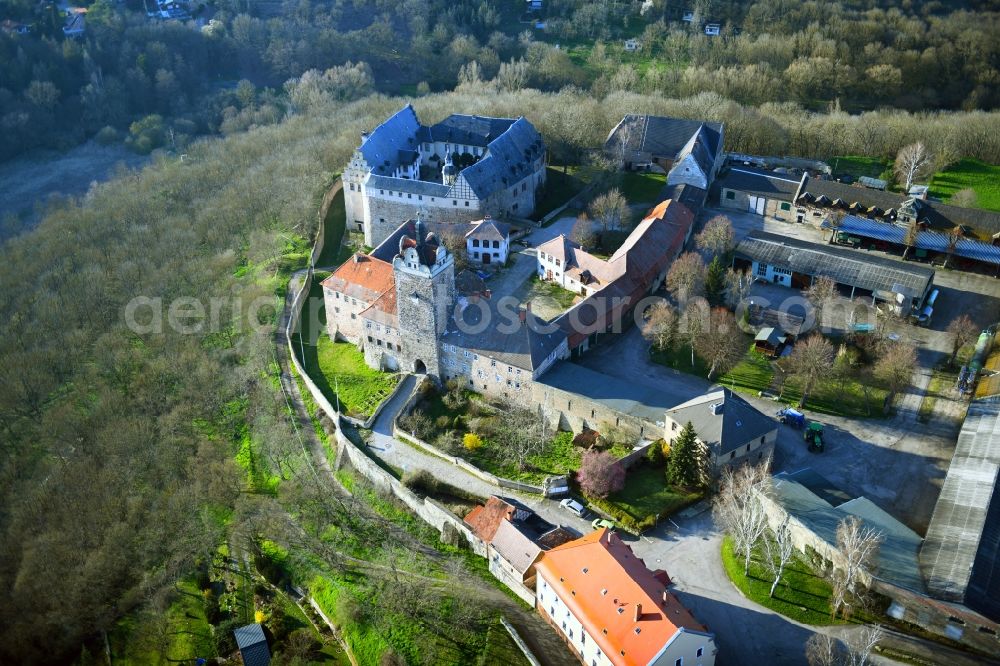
634, 603, 642, 622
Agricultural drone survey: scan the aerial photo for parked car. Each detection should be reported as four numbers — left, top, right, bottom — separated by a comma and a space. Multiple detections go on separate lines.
559, 498, 587, 518
592, 518, 615, 530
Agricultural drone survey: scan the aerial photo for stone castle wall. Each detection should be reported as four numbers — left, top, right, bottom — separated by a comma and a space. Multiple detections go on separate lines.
364, 194, 483, 248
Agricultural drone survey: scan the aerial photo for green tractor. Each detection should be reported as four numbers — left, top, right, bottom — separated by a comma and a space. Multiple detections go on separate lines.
804, 422, 825, 453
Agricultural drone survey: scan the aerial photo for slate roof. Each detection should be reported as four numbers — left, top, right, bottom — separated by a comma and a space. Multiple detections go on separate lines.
772, 473, 924, 593
735, 231, 935, 299
465, 218, 510, 242
419, 114, 517, 147
443, 295, 565, 371
359, 104, 422, 177
796, 175, 1000, 235
538, 363, 672, 426
535, 530, 712, 666
660, 183, 707, 213
366, 173, 450, 197
718, 166, 803, 200
666, 388, 776, 457
606, 114, 723, 163
461, 117, 545, 199
321, 254, 394, 303
921, 397, 1000, 620
491, 519, 543, 575
234, 624, 270, 666
672, 124, 718, 179
821, 215, 1000, 266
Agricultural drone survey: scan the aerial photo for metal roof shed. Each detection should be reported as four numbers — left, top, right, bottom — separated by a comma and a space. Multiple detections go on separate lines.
734, 231, 934, 304
234, 624, 271, 666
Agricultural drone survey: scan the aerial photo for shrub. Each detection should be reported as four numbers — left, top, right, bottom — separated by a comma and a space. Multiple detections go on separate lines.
433, 430, 462, 454
434, 415, 451, 429
463, 433, 483, 451
402, 469, 439, 495
95, 125, 118, 146
646, 439, 666, 467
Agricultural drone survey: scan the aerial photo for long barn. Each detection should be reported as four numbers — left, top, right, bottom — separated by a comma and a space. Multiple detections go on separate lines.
733, 231, 935, 315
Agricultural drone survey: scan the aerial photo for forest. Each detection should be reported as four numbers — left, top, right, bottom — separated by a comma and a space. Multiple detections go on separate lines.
2, 85, 1000, 663
2, 0, 1000, 160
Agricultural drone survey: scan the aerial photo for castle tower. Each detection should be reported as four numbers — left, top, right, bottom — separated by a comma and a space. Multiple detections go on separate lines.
442, 151, 457, 186
393, 219, 455, 379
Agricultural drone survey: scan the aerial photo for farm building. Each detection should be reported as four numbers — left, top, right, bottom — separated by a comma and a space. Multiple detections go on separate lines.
822, 215, 1000, 274
733, 231, 935, 315
716, 166, 804, 220
792, 175, 1000, 236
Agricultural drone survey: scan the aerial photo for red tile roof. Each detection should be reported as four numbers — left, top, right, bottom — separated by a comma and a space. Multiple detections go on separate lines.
464, 496, 524, 542
321, 254, 394, 303
535, 529, 709, 666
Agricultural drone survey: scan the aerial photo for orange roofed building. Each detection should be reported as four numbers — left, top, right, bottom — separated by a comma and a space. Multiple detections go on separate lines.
535, 529, 716, 666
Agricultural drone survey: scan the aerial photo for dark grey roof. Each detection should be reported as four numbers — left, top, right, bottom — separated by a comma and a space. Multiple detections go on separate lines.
538, 362, 672, 426
359, 104, 421, 177
419, 114, 517, 147
370, 219, 454, 262
460, 117, 544, 199
661, 182, 707, 213
666, 388, 776, 456
921, 397, 1000, 620
735, 231, 934, 299
823, 215, 1000, 266
366, 173, 450, 198
234, 624, 270, 666
797, 176, 1000, 235
443, 295, 565, 371
607, 114, 723, 162
674, 125, 718, 179
466, 218, 510, 241
773, 473, 924, 593
718, 167, 802, 200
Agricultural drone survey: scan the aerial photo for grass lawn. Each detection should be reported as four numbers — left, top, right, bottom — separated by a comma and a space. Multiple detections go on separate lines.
918, 366, 960, 424
717, 348, 775, 394
929, 159, 1000, 212
316, 184, 352, 267
533, 166, 596, 221
721, 535, 843, 626
305, 338, 398, 419
650, 343, 710, 376
605, 464, 700, 522
109, 579, 216, 664
512, 274, 579, 319
618, 171, 666, 203
481, 619, 531, 666
466, 431, 580, 484
830, 156, 892, 182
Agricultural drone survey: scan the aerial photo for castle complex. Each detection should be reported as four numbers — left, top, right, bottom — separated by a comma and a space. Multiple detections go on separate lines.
343, 105, 547, 248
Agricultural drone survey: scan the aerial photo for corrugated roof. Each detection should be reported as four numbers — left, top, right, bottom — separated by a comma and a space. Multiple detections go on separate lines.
921, 397, 1000, 620
234, 624, 270, 666
821, 216, 1000, 266
535, 529, 711, 666
666, 388, 776, 457
772, 473, 925, 593
735, 231, 934, 299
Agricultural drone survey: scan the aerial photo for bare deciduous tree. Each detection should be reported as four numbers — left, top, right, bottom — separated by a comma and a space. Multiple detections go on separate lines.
713, 461, 773, 576
805, 276, 838, 331
845, 624, 884, 666
873, 340, 916, 413
589, 188, 630, 232
805, 633, 840, 666
666, 252, 707, 304
493, 403, 548, 470
763, 518, 796, 598
785, 334, 835, 407
678, 297, 709, 367
494, 58, 529, 92
947, 314, 979, 366
695, 307, 746, 380
831, 516, 883, 620
696, 215, 736, 257
901, 220, 920, 260
569, 212, 597, 249
894, 142, 933, 193
641, 301, 678, 351
723, 267, 754, 310
949, 187, 978, 209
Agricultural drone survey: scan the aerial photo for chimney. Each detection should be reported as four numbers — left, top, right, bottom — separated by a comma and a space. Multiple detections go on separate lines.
484, 289, 492, 299
710, 402, 724, 416
634, 603, 642, 622
360, 130, 369, 144
662, 590, 668, 605
519, 309, 526, 323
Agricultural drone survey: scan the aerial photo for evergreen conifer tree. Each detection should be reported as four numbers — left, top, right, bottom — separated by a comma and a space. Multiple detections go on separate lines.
666, 421, 707, 488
